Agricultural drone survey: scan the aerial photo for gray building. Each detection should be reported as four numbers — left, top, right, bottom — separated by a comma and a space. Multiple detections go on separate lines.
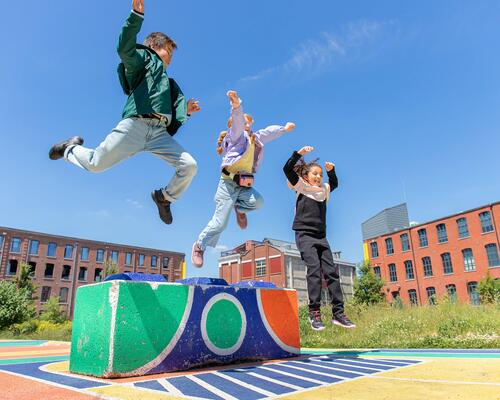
362, 203, 410, 240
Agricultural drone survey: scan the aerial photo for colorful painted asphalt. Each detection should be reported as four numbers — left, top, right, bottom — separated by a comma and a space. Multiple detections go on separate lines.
0, 340, 499, 399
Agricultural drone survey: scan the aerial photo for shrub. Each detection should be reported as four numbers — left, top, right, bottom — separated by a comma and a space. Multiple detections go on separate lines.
477, 273, 500, 304
352, 261, 385, 305
0, 281, 35, 329
40, 296, 67, 324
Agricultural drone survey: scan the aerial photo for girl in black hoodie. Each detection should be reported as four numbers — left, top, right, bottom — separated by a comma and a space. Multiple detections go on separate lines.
284, 146, 355, 331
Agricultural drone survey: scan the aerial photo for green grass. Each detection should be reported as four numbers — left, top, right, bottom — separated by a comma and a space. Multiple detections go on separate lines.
0, 320, 72, 342
299, 302, 500, 349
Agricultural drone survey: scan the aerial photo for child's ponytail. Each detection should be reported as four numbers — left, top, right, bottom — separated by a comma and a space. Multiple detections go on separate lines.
293, 157, 321, 178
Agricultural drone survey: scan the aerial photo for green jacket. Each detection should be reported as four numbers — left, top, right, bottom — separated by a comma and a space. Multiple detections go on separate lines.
117, 12, 188, 135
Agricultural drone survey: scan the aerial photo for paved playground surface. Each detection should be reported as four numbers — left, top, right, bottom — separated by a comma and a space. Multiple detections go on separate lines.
0, 340, 499, 400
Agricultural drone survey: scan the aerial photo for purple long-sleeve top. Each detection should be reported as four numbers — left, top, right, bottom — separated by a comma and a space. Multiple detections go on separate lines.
220, 105, 286, 173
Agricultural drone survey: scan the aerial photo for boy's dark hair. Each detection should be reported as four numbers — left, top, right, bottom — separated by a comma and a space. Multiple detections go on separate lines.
144, 32, 177, 51
294, 157, 321, 179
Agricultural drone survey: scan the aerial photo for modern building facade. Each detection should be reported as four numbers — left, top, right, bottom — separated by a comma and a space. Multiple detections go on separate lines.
218, 238, 356, 305
362, 202, 500, 305
0, 226, 185, 316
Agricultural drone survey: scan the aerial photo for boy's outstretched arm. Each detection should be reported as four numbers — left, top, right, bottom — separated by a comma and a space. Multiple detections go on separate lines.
325, 162, 338, 192
255, 122, 295, 145
117, 0, 147, 72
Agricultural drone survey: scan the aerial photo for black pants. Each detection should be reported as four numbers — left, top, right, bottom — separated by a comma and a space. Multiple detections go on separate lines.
295, 231, 344, 316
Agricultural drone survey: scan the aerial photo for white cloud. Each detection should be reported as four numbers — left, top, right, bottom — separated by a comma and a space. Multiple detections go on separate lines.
210, 244, 229, 255
89, 209, 111, 218
126, 198, 143, 209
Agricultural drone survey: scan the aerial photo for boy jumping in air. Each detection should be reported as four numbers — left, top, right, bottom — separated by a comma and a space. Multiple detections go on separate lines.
49, 0, 200, 225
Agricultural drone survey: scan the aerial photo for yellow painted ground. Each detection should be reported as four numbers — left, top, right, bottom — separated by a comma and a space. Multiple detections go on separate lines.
88, 385, 187, 400
280, 358, 500, 400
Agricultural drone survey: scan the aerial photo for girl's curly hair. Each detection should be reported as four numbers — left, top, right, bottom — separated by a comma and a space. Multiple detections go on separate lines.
293, 157, 321, 179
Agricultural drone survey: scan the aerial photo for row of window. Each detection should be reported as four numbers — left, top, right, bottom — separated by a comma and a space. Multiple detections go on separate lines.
4, 238, 170, 268
6, 260, 104, 282
406, 282, 480, 306
370, 211, 495, 258
373, 243, 500, 282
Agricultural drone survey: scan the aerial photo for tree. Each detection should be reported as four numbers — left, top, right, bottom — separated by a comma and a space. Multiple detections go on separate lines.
103, 260, 119, 279
0, 281, 35, 329
477, 273, 500, 304
40, 296, 67, 324
352, 261, 385, 305
14, 263, 37, 299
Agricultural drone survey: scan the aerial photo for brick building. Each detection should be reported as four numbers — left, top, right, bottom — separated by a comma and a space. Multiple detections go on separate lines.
362, 202, 500, 305
218, 238, 356, 304
0, 226, 185, 316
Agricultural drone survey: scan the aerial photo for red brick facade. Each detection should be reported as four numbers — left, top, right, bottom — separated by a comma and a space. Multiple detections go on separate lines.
0, 226, 185, 316
364, 202, 500, 305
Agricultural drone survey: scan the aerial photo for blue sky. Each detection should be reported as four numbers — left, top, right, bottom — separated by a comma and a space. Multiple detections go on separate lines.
1, 1, 500, 278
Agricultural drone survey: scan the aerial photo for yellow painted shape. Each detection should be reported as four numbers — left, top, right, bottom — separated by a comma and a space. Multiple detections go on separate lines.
88, 385, 186, 400
181, 260, 186, 279
44, 361, 70, 372
363, 242, 370, 262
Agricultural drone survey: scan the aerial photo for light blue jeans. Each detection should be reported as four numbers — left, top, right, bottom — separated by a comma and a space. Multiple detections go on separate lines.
65, 118, 197, 202
197, 178, 264, 249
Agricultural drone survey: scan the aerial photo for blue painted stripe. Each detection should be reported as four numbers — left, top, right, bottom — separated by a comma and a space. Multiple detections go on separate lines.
0, 362, 108, 389
195, 373, 264, 400
220, 370, 294, 395
0, 340, 48, 347
134, 380, 169, 393
319, 358, 395, 371
298, 360, 377, 376
249, 366, 319, 388
264, 364, 341, 383
378, 349, 500, 354
168, 376, 225, 400
362, 358, 420, 365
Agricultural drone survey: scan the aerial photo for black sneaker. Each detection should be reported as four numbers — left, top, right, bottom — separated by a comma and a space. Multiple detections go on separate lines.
49, 136, 84, 160
332, 314, 356, 329
308, 310, 325, 331
151, 190, 173, 225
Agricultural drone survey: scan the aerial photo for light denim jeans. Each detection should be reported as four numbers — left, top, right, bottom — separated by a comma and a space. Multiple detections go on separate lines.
197, 178, 264, 250
64, 118, 197, 202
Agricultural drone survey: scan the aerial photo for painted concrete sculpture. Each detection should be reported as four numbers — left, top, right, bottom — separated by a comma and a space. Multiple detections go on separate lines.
69, 274, 300, 378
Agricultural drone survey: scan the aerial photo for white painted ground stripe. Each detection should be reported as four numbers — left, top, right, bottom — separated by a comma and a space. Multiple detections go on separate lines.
291, 360, 367, 376
369, 376, 500, 386
365, 358, 417, 365
213, 371, 275, 397
336, 358, 410, 368
246, 371, 303, 391
278, 362, 358, 379
313, 359, 386, 371
258, 366, 326, 385
187, 375, 239, 400
158, 378, 184, 396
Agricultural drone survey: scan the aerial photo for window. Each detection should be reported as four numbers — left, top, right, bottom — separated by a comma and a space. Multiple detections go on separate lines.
422, 257, 433, 277
94, 268, 103, 282
125, 252, 133, 265
80, 247, 89, 261
408, 289, 418, 306
388, 264, 397, 282
418, 229, 428, 247
41, 286, 51, 302
96, 249, 104, 263
64, 244, 73, 259
400, 233, 410, 252
467, 282, 480, 305
7, 260, 18, 275
426, 287, 436, 305
61, 265, 71, 280
29, 240, 39, 255
404, 260, 414, 280
370, 242, 379, 258
10, 237, 22, 253
479, 211, 494, 233
436, 224, 448, 243
44, 263, 54, 278
462, 248, 476, 272
373, 266, 381, 279
162, 256, 170, 268
27, 262, 36, 276
78, 267, 88, 281
0, 235, 4, 250
485, 244, 500, 267
151, 255, 158, 268
59, 287, 69, 303
47, 242, 57, 257
456, 218, 469, 238
441, 252, 453, 274
111, 250, 119, 263
385, 238, 394, 255
256, 259, 266, 276
446, 284, 457, 303
138, 254, 145, 267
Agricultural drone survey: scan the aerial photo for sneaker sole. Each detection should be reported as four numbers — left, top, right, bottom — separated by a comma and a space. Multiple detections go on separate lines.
151, 192, 173, 225
332, 320, 356, 329
191, 243, 203, 268
309, 319, 326, 331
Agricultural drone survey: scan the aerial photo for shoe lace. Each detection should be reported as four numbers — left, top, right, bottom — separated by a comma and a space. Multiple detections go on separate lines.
310, 311, 322, 322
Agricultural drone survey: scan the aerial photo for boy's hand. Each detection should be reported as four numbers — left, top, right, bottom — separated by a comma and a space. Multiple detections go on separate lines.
325, 162, 335, 171
132, 0, 144, 13
227, 90, 241, 108
298, 146, 314, 155
284, 122, 296, 132
187, 98, 201, 115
